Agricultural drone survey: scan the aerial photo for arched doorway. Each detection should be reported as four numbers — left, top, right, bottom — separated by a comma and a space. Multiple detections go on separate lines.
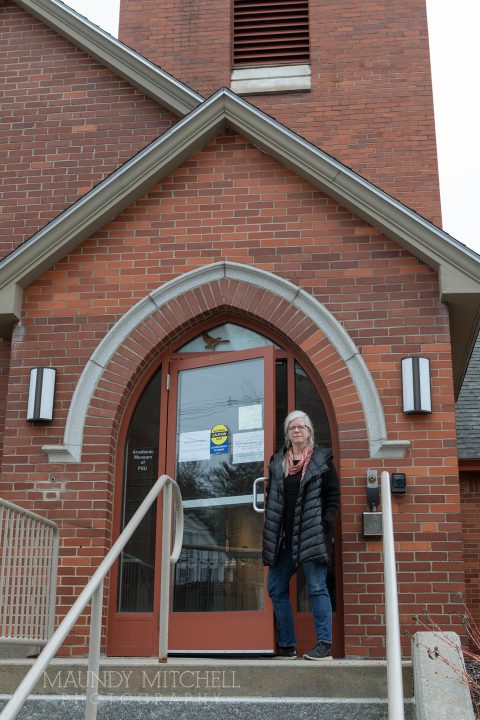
107, 319, 342, 656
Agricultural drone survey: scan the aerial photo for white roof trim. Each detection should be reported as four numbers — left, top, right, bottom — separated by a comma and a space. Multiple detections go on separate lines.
2, 88, 480, 290
12, 0, 203, 116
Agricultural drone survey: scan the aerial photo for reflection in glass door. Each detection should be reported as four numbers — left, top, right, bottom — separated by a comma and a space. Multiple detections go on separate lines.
167, 349, 276, 652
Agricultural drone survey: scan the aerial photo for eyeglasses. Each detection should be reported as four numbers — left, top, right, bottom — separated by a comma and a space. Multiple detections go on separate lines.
288, 424, 308, 431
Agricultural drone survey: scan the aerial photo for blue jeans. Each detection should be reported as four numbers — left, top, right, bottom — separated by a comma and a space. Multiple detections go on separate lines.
266, 542, 332, 647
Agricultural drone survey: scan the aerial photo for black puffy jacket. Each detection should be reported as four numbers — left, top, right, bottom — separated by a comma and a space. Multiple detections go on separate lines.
262, 446, 340, 568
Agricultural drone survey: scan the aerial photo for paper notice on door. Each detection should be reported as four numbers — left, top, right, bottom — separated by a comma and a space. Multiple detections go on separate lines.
238, 403, 263, 431
232, 430, 264, 464
178, 430, 210, 462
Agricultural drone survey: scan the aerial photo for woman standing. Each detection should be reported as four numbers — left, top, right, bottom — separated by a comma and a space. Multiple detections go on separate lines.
262, 410, 340, 660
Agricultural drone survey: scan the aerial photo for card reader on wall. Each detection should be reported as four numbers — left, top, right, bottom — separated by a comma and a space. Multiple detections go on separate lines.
391, 473, 407, 494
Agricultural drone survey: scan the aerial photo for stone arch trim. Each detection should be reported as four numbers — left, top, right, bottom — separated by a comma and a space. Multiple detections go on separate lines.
43, 261, 410, 463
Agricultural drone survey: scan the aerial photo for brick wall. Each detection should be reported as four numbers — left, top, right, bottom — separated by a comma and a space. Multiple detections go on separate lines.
119, 0, 442, 225
0, 340, 11, 467
460, 471, 480, 650
0, 133, 463, 656
0, 1, 176, 258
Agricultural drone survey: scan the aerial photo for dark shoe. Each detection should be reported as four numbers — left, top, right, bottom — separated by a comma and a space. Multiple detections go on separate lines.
275, 645, 297, 659
303, 641, 332, 660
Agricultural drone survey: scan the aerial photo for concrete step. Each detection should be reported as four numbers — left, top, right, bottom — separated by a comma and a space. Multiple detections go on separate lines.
0, 657, 413, 699
0, 696, 416, 720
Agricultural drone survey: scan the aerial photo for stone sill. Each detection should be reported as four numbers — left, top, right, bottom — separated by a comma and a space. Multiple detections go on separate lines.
230, 64, 311, 95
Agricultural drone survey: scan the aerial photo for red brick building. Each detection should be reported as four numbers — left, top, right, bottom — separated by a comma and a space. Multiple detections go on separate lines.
1, 0, 480, 658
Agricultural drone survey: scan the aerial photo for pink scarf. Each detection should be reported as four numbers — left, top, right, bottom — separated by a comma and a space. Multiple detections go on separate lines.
288, 446, 313, 484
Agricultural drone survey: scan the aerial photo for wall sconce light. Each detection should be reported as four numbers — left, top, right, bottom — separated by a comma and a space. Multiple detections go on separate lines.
401, 357, 431, 414
27, 367, 56, 422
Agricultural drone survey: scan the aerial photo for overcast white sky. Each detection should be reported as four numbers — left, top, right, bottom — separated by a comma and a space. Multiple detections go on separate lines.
63, 0, 480, 254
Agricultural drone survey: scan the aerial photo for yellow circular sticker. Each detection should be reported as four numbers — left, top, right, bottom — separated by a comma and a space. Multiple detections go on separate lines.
211, 424, 229, 454
211, 424, 228, 445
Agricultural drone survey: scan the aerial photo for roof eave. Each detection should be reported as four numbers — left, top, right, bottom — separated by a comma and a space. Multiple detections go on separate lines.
222, 91, 480, 285
13, 0, 203, 116
0, 93, 229, 305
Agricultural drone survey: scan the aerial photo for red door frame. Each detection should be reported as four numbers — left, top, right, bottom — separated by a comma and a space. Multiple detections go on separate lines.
106, 316, 344, 657
106, 361, 169, 656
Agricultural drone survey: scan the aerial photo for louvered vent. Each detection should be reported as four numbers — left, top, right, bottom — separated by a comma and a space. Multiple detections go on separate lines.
233, 0, 310, 67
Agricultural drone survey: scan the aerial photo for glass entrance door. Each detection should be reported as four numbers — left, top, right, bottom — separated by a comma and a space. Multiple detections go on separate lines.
166, 347, 276, 652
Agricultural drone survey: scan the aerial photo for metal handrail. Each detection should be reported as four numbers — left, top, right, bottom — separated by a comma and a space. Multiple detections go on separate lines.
0, 498, 59, 646
0, 474, 183, 720
381, 471, 405, 720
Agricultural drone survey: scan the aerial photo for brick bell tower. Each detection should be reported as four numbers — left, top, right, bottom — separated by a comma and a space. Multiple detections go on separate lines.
118, 0, 441, 225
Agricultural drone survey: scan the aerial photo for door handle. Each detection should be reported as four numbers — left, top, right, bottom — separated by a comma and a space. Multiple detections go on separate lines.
252, 477, 267, 513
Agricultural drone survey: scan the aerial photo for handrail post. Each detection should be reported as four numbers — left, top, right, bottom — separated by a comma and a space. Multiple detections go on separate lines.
85, 582, 103, 720
381, 470, 405, 720
159, 479, 172, 663
0, 475, 183, 720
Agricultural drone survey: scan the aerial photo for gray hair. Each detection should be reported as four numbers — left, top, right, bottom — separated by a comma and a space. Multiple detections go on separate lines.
282, 410, 315, 475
